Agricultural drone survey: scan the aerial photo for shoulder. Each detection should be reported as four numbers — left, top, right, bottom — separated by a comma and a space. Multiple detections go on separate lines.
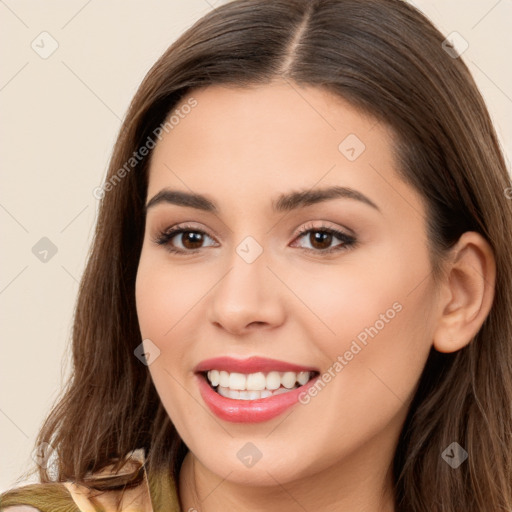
0, 449, 154, 512
0, 449, 184, 512
0, 477, 153, 512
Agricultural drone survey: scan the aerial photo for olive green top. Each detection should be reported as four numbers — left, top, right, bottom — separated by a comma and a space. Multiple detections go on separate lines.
0, 450, 181, 512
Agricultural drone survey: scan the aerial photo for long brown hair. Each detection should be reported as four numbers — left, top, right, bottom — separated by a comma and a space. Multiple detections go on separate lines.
19, 0, 512, 509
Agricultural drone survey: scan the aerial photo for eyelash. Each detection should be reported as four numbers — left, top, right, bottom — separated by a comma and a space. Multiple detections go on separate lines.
152, 222, 357, 256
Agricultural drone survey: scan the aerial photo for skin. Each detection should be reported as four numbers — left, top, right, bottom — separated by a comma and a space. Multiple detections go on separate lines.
135, 81, 495, 512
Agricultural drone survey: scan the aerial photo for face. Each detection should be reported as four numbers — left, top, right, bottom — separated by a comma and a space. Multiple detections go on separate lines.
135, 81, 439, 487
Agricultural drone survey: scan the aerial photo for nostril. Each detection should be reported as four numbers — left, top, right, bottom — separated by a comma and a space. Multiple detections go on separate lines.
248, 321, 266, 327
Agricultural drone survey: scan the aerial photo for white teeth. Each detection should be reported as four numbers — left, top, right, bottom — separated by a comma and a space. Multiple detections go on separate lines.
206, 369, 315, 399
246, 372, 266, 390
217, 386, 229, 398
216, 385, 296, 400
227, 389, 240, 399
297, 371, 310, 385
281, 371, 297, 389
266, 371, 281, 390
219, 371, 229, 388
229, 372, 246, 390
209, 370, 220, 387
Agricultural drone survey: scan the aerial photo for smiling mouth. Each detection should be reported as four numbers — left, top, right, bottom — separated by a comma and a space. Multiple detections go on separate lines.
201, 369, 320, 400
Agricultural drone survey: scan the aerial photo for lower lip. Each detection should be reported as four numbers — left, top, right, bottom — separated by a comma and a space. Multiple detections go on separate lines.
196, 373, 319, 423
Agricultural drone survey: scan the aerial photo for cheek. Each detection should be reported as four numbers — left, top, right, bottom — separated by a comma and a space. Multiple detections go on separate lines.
312, 274, 436, 428
295, 239, 436, 411
135, 250, 210, 339
135, 250, 214, 411
283, 258, 416, 361
288, 228, 430, 342
285, 281, 435, 477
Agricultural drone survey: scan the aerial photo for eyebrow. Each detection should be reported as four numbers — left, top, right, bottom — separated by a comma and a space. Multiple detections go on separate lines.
144, 185, 380, 214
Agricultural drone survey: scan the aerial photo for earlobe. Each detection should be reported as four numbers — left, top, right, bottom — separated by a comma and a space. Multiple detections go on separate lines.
432, 231, 496, 354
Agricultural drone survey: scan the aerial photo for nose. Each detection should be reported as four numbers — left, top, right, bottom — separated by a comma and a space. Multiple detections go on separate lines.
207, 246, 286, 336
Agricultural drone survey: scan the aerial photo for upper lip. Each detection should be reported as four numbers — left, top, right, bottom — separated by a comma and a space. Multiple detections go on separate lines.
194, 356, 319, 374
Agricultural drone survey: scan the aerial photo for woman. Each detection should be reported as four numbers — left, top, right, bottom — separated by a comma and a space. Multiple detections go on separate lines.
2, 0, 511, 510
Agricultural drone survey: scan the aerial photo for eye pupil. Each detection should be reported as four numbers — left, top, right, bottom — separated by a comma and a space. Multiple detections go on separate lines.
310, 231, 332, 249
182, 231, 203, 249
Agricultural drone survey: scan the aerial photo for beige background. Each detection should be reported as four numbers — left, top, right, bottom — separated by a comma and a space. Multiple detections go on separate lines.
1, 0, 511, 492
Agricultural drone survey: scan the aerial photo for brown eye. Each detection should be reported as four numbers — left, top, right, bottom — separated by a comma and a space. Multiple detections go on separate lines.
292, 225, 356, 254
179, 231, 205, 250
308, 231, 333, 250
153, 225, 218, 254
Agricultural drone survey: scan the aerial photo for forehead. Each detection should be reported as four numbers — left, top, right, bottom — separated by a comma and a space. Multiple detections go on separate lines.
146, 81, 421, 220
150, 81, 390, 166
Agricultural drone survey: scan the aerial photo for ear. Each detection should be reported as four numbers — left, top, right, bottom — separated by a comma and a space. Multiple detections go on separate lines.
433, 231, 496, 353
